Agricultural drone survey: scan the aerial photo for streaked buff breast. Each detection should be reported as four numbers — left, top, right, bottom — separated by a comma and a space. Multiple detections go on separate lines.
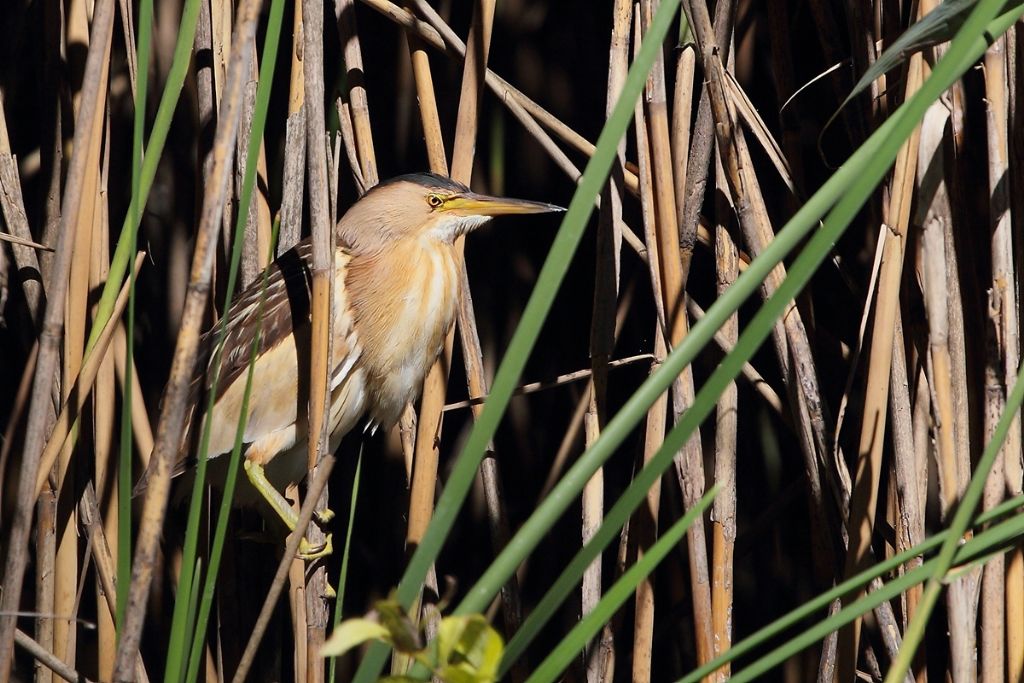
346, 237, 459, 430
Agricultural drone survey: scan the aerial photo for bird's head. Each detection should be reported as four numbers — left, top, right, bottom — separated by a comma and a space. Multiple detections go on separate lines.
337, 172, 563, 253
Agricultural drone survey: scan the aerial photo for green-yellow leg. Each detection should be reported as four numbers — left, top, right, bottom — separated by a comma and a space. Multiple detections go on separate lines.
243, 459, 333, 560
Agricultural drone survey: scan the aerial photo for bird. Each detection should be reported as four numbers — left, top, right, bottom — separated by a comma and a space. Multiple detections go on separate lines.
136, 172, 563, 558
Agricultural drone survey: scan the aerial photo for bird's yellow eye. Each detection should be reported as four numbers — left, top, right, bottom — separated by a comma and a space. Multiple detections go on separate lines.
427, 193, 444, 209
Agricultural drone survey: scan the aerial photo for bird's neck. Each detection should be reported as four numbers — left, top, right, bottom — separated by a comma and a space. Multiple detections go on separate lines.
345, 238, 462, 424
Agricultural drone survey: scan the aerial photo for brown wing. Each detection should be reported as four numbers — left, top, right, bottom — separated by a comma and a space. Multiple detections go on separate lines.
134, 238, 318, 494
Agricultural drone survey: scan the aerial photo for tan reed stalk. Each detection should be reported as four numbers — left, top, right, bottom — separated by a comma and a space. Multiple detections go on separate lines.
236, 40, 273, 285
56, 5, 113, 668
79, 481, 150, 682
398, 0, 450, 662
14, 629, 89, 683
630, 11, 669, 678
685, 3, 849, 650
112, 325, 155, 463
904, 82, 957, 683
0, 106, 44, 326
671, 37, 695, 283
288, 484, 310, 682
280, 4, 308, 678
335, 0, 378, 188
302, 1, 335, 679
579, 3, 629, 679
982, 31, 1016, 683
1006, 22, 1024, 680
232, 456, 337, 683
678, 0, 734, 283
710, 148, 738, 682
375, 0, 646, 193
92, 111, 118, 683
34, 484, 55, 683
0, 0, 116, 675
838, 43, 924, 681
279, 0, 305, 255
112, 1, 262, 674
33, 255, 146, 498
404, 21, 450, 551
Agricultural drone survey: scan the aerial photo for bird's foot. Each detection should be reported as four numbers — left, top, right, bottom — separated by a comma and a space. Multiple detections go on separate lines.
314, 507, 335, 525
324, 582, 337, 599
297, 533, 333, 560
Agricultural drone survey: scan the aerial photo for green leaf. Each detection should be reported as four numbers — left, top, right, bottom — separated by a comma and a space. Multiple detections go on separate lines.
436, 615, 503, 683
825, 0, 1022, 136
375, 599, 423, 654
320, 619, 392, 658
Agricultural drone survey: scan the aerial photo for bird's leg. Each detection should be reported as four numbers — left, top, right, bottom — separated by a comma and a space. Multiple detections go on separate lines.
243, 459, 333, 560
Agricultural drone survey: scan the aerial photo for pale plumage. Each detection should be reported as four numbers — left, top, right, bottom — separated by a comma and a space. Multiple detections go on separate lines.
138, 173, 562, 557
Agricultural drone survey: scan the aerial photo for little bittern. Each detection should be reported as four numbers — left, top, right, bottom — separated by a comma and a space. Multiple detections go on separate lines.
137, 173, 562, 557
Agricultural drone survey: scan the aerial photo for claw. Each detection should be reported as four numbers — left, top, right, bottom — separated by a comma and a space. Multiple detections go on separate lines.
297, 533, 334, 561
315, 507, 335, 525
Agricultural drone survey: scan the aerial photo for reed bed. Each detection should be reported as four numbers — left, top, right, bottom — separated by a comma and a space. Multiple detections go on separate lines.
1, 0, 1024, 681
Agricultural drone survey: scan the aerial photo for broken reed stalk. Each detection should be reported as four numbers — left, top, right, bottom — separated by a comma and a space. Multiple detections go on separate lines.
335, 0, 378, 188
0, 0, 116, 675
112, 1, 262, 675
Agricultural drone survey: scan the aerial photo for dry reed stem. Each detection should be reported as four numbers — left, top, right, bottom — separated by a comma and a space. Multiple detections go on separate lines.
396, 0, 445, 490
982, 32, 1016, 683
373, 0, 646, 193
632, 324, 666, 683
1005, 24, 1024, 681
0, 105, 45, 325
304, 1, 335, 678
279, 0, 306, 254
839, 47, 924, 680
33, 254, 147, 498
630, 72, 664, 678
91, 113, 118, 683
335, 0, 378, 188
280, 7, 308, 678
35, 485, 56, 683
582, 1, 628, 678
402, 0, 450, 646
232, 456, 337, 683
113, 2, 262, 674
112, 325, 156, 463
288, 485, 310, 683
14, 628, 90, 683
402, 0, 452, 557
910, 86, 952, 683
678, 0, 735, 275
710, 149, 738, 682
688, 4, 851, 644
0, 0, 116, 674
670, 39, 695, 280
79, 482, 150, 682
56, 4, 114, 664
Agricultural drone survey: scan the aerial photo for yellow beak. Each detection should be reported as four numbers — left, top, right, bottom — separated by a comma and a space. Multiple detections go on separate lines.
443, 192, 565, 216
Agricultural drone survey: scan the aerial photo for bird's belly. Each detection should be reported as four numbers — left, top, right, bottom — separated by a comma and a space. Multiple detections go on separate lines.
353, 241, 458, 431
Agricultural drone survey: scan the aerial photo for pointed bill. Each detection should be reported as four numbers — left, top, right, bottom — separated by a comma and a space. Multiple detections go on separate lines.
442, 192, 565, 216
